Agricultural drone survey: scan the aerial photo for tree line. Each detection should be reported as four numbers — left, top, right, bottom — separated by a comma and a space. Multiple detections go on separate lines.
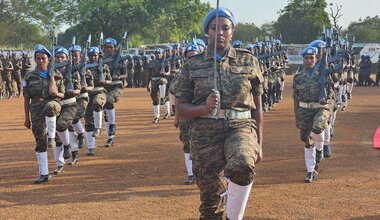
0, 0, 379, 49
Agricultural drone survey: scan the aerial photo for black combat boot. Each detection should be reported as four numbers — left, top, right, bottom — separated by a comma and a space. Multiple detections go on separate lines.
68, 151, 79, 165
105, 138, 114, 148
63, 144, 71, 159
77, 133, 85, 149
34, 175, 49, 184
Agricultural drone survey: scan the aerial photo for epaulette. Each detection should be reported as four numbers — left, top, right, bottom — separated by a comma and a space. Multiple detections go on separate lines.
235, 48, 254, 55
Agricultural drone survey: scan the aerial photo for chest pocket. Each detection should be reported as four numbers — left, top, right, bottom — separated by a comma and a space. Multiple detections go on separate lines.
228, 66, 254, 91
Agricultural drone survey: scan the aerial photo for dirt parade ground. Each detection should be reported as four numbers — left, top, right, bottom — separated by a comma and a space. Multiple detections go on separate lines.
0, 75, 379, 219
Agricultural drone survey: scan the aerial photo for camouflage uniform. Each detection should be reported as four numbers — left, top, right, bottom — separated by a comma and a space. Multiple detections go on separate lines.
21, 55, 32, 78
1, 57, 13, 98
23, 70, 65, 153
175, 47, 263, 219
133, 55, 143, 87
126, 56, 134, 87
148, 58, 170, 105
293, 68, 331, 147
104, 57, 126, 109
141, 56, 150, 87
11, 56, 23, 96
72, 69, 93, 125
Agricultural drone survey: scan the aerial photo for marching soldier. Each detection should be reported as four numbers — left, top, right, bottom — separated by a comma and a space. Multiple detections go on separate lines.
147, 48, 171, 123
21, 51, 32, 79
133, 54, 143, 87
1, 51, 14, 99
11, 52, 23, 97
23, 44, 65, 183
141, 55, 151, 87
126, 55, 134, 88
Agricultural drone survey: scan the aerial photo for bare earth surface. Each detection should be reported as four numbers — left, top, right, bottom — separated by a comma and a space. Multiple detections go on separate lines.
0, 75, 379, 220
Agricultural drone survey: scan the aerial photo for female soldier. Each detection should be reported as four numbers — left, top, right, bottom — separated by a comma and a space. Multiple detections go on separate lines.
293, 46, 331, 183
23, 44, 64, 183
173, 42, 200, 185
84, 47, 111, 156
175, 7, 263, 220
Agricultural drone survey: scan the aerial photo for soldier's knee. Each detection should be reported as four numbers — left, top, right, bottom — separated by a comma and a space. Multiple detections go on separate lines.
104, 102, 114, 110
225, 156, 254, 186
92, 103, 103, 112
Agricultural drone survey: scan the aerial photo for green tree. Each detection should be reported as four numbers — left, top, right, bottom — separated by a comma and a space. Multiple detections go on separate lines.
233, 23, 262, 44
345, 16, 380, 43
273, 0, 330, 44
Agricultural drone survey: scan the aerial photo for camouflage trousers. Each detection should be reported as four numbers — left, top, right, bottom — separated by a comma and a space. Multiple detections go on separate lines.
127, 68, 134, 87
189, 118, 259, 219
150, 77, 168, 105
298, 107, 330, 147
105, 85, 123, 110
56, 103, 77, 132
72, 95, 89, 124
12, 71, 22, 95
30, 99, 61, 152
85, 91, 106, 132
1, 72, 12, 96
179, 118, 192, 153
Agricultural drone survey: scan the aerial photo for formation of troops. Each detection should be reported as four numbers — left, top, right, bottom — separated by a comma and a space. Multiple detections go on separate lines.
2, 4, 379, 219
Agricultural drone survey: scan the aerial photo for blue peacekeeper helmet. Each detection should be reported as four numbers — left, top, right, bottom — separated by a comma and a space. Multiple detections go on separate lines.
300, 46, 318, 56
233, 40, 243, 48
71, 45, 82, 52
166, 45, 173, 51
104, 38, 117, 46
55, 46, 69, 56
309, 39, 326, 48
196, 39, 206, 48
274, 39, 281, 45
34, 44, 51, 58
245, 44, 254, 50
185, 43, 199, 54
88, 46, 100, 54
202, 7, 236, 34
154, 48, 163, 54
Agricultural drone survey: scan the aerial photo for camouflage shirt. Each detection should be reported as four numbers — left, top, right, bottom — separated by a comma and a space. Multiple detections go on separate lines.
148, 58, 171, 78
175, 46, 263, 111
293, 66, 322, 103
23, 69, 65, 101
87, 63, 111, 87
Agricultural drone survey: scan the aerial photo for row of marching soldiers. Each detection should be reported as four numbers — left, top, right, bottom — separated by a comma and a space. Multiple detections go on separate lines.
23, 37, 127, 184
0, 50, 32, 99
231, 39, 289, 112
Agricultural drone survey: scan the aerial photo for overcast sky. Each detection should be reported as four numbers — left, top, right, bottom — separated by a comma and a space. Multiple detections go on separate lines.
200, 0, 380, 29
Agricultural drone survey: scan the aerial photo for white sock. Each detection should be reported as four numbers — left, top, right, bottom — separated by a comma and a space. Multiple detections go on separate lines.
106, 108, 115, 125
184, 153, 193, 176
69, 132, 79, 151
226, 179, 252, 220
86, 132, 96, 149
164, 101, 170, 115
310, 131, 324, 151
347, 82, 353, 93
153, 105, 160, 118
324, 125, 331, 145
304, 146, 316, 172
159, 84, 166, 99
57, 129, 70, 146
330, 110, 337, 129
72, 121, 84, 135
280, 81, 285, 91
93, 111, 102, 129
338, 85, 343, 102
37, 151, 49, 175
45, 116, 56, 139
53, 145, 65, 167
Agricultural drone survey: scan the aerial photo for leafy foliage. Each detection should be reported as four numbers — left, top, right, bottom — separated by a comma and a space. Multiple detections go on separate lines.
345, 16, 380, 43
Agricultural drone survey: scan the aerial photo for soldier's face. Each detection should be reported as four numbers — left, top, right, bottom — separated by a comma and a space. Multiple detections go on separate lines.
303, 55, 316, 69
316, 47, 323, 61
55, 53, 68, 63
155, 53, 162, 59
35, 53, 50, 71
208, 17, 234, 51
72, 51, 81, 64
104, 43, 115, 56
166, 50, 172, 57
88, 54, 98, 63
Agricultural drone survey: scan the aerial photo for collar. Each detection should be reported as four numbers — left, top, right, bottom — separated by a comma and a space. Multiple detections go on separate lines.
204, 45, 236, 61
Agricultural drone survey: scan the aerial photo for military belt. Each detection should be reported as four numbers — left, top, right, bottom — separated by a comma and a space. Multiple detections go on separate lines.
78, 92, 89, 99
92, 87, 105, 92
299, 101, 325, 109
201, 109, 251, 120
60, 97, 76, 106
111, 80, 123, 85
151, 77, 162, 81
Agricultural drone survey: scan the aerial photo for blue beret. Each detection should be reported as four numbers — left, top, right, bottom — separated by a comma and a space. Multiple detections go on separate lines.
274, 39, 281, 45
154, 48, 163, 54
71, 45, 82, 52
309, 40, 326, 48
184, 43, 199, 54
34, 44, 51, 58
104, 38, 117, 46
196, 39, 206, 48
300, 46, 318, 56
54, 46, 69, 57
88, 47, 100, 54
165, 45, 173, 51
245, 44, 254, 50
202, 7, 236, 34
233, 40, 243, 47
